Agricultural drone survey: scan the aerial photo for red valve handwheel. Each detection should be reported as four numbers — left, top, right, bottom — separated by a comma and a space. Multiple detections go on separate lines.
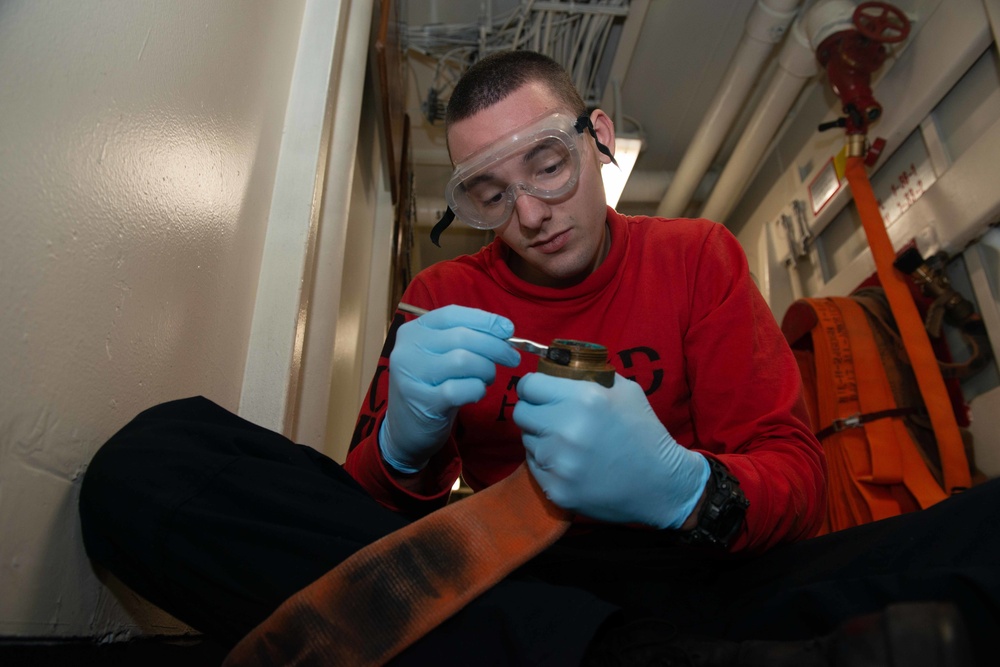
853, 2, 911, 43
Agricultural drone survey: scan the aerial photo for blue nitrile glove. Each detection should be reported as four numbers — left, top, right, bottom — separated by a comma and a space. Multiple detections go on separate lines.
512, 372, 711, 528
379, 304, 522, 473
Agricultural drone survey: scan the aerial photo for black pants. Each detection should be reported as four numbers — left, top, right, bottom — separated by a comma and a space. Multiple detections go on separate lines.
79, 397, 1000, 665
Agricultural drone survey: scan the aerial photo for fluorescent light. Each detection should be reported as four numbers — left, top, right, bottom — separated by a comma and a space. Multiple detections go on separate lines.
601, 135, 643, 208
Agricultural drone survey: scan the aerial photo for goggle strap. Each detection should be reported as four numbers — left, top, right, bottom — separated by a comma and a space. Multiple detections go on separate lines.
574, 115, 619, 168
430, 207, 455, 247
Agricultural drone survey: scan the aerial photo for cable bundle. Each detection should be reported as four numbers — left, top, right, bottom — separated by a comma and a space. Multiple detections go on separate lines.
406, 0, 630, 124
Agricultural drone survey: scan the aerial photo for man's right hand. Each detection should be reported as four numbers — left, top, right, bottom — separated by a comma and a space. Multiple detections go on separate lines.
379, 304, 521, 474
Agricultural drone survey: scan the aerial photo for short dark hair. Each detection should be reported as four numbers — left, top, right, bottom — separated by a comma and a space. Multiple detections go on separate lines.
445, 50, 587, 128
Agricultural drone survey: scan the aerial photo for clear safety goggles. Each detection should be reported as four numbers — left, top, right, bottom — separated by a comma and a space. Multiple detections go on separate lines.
446, 113, 587, 230
429, 112, 619, 246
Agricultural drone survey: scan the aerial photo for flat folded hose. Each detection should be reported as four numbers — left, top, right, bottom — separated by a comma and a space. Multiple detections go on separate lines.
223, 464, 572, 666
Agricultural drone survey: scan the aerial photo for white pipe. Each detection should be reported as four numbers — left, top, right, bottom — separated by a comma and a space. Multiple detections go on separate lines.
656, 0, 802, 218
699, 16, 818, 223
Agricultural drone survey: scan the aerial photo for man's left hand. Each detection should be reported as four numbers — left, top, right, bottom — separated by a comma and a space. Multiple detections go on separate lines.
513, 372, 710, 528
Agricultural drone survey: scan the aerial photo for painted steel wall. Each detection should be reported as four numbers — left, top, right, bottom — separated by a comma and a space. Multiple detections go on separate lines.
0, 0, 306, 637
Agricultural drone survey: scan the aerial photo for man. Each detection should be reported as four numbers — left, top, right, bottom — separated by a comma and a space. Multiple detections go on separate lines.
81, 51, 995, 666
345, 52, 824, 555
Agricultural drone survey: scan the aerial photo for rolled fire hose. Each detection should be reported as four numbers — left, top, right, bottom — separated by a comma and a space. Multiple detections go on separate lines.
223, 341, 616, 666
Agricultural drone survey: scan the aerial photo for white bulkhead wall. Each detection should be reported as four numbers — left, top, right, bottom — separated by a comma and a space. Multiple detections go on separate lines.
0, 0, 388, 642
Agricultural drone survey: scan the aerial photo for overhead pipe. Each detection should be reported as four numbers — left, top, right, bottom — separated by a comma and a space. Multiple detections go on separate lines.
699, 0, 856, 223
656, 0, 803, 219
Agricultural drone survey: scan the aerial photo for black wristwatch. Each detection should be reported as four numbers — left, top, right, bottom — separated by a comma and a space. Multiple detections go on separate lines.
678, 458, 749, 548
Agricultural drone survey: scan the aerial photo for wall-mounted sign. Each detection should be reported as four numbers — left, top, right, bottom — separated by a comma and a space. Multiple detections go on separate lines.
809, 157, 842, 215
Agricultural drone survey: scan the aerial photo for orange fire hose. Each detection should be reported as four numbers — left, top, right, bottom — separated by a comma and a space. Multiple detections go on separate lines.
222, 342, 611, 665
784, 296, 948, 532
223, 464, 571, 666
844, 156, 971, 494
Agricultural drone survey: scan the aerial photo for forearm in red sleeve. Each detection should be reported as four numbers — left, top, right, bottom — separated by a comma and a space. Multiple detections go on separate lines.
686, 226, 826, 552
708, 391, 826, 553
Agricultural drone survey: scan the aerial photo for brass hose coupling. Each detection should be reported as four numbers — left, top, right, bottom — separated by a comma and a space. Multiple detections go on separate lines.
536, 339, 615, 387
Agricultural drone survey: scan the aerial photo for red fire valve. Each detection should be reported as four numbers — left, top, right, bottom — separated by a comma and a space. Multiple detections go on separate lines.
853, 2, 910, 43
815, 2, 911, 136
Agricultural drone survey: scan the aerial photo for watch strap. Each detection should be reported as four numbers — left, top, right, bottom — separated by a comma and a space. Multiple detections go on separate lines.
678, 458, 749, 548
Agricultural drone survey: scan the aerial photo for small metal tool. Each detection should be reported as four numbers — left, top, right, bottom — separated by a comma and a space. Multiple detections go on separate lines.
397, 302, 571, 365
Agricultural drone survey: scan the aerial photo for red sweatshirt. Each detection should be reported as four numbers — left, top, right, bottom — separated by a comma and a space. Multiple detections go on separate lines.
345, 209, 826, 552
